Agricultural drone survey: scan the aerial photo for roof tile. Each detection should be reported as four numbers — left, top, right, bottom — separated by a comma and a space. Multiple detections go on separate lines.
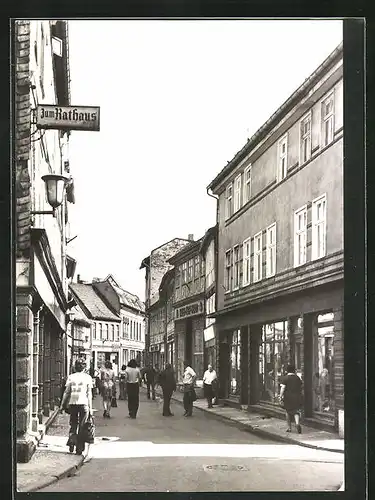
70, 283, 120, 321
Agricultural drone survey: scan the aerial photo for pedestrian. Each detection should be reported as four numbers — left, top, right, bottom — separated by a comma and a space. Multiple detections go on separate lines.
59, 358, 93, 455
119, 364, 127, 400
158, 363, 176, 417
100, 360, 116, 418
182, 360, 197, 417
279, 364, 303, 434
142, 363, 157, 400
203, 364, 217, 408
125, 359, 142, 419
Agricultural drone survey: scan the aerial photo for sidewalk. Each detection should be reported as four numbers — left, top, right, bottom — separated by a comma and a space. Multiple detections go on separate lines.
148, 386, 345, 454
16, 411, 86, 493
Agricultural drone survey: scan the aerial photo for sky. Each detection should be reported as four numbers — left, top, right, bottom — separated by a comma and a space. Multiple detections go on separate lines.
66, 19, 342, 301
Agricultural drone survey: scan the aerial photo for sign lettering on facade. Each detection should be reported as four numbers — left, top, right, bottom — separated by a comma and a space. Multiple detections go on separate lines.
36, 105, 100, 131
175, 300, 204, 320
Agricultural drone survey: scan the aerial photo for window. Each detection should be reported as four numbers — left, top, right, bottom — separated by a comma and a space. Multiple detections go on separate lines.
194, 255, 200, 278
294, 206, 307, 267
266, 223, 277, 278
224, 249, 232, 292
123, 349, 128, 366
225, 183, 233, 220
175, 268, 181, 300
116, 324, 120, 341
99, 323, 103, 340
93, 323, 97, 340
278, 135, 288, 181
233, 174, 242, 213
242, 238, 251, 286
243, 165, 252, 205
253, 232, 262, 282
39, 25, 45, 98
105, 323, 109, 340
181, 262, 187, 284
312, 194, 327, 260
111, 324, 115, 341
300, 113, 312, 163
322, 93, 334, 146
130, 320, 133, 339
233, 245, 240, 290
188, 259, 193, 282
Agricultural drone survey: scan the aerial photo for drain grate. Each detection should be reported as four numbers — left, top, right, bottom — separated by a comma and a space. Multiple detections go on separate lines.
203, 464, 249, 472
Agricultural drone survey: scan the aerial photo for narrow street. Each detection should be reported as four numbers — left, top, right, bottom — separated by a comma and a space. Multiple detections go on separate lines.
40, 391, 343, 492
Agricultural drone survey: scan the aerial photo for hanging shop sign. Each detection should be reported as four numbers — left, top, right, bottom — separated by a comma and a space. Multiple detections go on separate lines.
36, 105, 100, 131
174, 300, 204, 320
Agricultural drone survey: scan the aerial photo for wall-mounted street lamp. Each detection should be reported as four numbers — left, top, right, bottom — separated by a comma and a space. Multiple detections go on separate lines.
31, 174, 70, 217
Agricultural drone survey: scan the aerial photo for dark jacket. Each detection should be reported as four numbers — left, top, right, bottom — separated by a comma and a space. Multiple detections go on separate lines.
143, 367, 158, 384
159, 368, 176, 393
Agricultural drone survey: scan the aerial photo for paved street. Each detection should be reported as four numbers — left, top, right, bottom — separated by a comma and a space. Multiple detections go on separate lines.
39, 392, 343, 492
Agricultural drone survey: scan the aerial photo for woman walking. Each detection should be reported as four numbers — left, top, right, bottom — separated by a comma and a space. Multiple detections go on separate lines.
279, 364, 303, 433
119, 364, 127, 400
158, 363, 176, 416
125, 359, 142, 419
100, 360, 116, 418
59, 358, 93, 455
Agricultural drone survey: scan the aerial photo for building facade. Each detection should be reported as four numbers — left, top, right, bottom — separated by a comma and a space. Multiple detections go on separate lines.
68, 304, 92, 370
207, 44, 344, 433
169, 239, 206, 384
69, 282, 121, 374
200, 226, 218, 371
159, 270, 175, 368
140, 237, 192, 365
15, 20, 74, 462
93, 275, 145, 372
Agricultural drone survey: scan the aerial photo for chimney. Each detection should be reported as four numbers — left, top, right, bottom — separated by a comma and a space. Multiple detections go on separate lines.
188, 234, 194, 241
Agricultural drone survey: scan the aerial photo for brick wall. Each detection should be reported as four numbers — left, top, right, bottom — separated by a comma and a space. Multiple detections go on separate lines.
15, 21, 32, 258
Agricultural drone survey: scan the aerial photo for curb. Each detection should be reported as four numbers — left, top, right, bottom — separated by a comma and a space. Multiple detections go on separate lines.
165, 391, 344, 455
21, 454, 85, 493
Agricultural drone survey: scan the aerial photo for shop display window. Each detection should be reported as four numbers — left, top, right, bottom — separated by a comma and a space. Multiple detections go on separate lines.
259, 320, 289, 404
230, 329, 241, 397
313, 312, 335, 416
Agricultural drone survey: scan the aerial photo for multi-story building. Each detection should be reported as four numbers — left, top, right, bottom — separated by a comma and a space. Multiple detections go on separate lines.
159, 269, 175, 368
207, 43, 343, 434
92, 275, 145, 372
67, 304, 92, 370
169, 238, 206, 384
69, 281, 121, 373
200, 226, 218, 370
15, 20, 75, 462
140, 237, 192, 364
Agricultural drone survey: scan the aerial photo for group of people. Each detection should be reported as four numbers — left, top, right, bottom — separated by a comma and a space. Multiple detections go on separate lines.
59, 358, 303, 456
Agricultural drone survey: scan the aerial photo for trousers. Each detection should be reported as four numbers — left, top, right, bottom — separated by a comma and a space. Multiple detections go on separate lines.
127, 382, 140, 418
162, 389, 173, 416
146, 382, 156, 400
68, 404, 89, 452
183, 390, 194, 416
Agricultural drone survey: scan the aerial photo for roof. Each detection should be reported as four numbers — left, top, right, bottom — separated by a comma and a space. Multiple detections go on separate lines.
69, 283, 120, 322
159, 268, 175, 294
72, 306, 92, 327
140, 237, 192, 269
207, 42, 343, 192
168, 237, 203, 266
199, 225, 217, 254
111, 284, 145, 313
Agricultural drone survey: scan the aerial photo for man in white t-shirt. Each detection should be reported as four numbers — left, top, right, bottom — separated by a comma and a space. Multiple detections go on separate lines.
203, 364, 217, 408
183, 361, 197, 417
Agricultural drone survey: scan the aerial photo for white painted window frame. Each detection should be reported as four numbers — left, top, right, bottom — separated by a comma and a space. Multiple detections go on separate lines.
277, 134, 288, 182
224, 249, 232, 293
312, 193, 327, 260
253, 231, 263, 283
294, 205, 307, 267
242, 237, 251, 286
321, 90, 335, 147
233, 174, 242, 213
266, 223, 277, 278
243, 164, 252, 205
233, 245, 240, 290
225, 182, 233, 220
300, 111, 312, 164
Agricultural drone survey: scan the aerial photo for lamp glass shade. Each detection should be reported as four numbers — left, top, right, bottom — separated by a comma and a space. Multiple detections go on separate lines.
42, 174, 68, 209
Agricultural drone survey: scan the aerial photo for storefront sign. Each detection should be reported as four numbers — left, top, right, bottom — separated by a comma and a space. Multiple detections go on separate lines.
36, 105, 100, 131
175, 300, 204, 320
150, 344, 160, 352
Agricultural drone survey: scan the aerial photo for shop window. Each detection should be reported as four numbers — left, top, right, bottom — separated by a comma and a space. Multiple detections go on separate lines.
230, 329, 241, 397
259, 321, 289, 404
313, 312, 335, 416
